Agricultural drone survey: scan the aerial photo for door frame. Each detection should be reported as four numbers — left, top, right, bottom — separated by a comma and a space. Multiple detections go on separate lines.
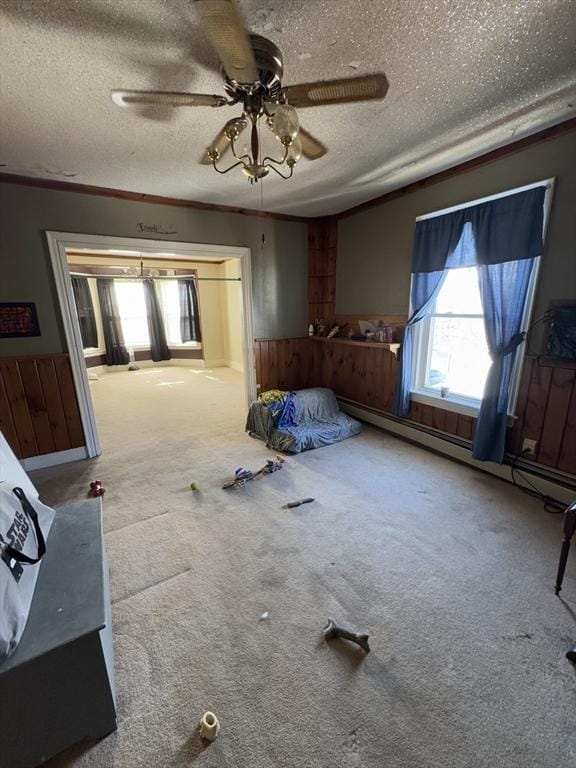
46, 230, 256, 458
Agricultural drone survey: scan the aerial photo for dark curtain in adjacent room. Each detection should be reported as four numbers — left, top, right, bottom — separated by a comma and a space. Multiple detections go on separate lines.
71, 276, 98, 349
178, 278, 202, 343
96, 278, 129, 366
143, 279, 171, 362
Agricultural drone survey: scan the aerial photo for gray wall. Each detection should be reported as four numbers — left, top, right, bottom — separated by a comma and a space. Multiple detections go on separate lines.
337, 129, 576, 333
0, 183, 308, 357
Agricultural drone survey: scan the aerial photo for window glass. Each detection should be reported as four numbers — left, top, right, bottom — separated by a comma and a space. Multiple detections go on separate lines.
426, 316, 491, 400
114, 281, 150, 347
435, 267, 483, 314
159, 280, 182, 345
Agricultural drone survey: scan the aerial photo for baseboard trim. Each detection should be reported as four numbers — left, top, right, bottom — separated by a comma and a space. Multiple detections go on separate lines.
92, 358, 206, 372
340, 400, 576, 505
21, 446, 89, 471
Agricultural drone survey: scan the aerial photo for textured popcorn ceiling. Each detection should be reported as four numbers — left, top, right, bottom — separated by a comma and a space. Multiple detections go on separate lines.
0, 0, 575, 216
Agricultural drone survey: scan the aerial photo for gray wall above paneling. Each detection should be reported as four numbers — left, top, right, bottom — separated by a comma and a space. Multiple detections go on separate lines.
336, 130, 576, 332
0, 183, 308, 356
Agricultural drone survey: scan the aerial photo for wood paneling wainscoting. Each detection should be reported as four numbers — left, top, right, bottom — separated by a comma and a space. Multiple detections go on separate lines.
254, 338, 576, 477
254, 338, 314, 394
0, 354, 85, 459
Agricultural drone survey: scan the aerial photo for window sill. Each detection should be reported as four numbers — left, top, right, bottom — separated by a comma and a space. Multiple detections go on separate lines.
168, 343, 202, 350
411, 391, 479, 417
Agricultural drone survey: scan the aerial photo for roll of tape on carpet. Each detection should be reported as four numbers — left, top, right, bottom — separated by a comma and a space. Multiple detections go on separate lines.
200, 711, 220, 741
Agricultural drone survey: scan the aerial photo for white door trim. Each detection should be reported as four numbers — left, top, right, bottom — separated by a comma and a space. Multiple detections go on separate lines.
46, 231, 256, 458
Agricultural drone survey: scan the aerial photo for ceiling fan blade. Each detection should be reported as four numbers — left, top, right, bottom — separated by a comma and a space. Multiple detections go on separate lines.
111, 90, 225, 108
299, 127, 327, 160
195, 0, 258, 84
199, 118, 248, 164
284, 73, 389, 108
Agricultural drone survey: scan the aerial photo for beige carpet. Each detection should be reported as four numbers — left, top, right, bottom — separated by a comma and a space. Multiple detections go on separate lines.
30, 366, 575, 768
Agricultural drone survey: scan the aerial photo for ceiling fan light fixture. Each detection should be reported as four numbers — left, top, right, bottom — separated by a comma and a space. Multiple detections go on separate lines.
224, 116, 248, 140
270, 104, 299, 142
287, 135, 302, 165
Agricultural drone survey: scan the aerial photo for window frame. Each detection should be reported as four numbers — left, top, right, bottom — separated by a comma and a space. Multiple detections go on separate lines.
410, 178, 555, 418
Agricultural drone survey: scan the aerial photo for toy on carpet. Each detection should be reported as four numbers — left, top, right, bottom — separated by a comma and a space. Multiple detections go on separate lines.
88, 480, 105, 497
190, 481, 200, 491
324, 618, 370, 654
567, 642, 576, 663
199, 711, 220, 742
286, 497, 314, 509
222, 456, 284, 490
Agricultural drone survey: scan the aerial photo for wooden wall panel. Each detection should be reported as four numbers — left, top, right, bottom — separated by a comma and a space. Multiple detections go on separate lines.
253, 336, 576, 478
254, 338, 314, 394
308, 218, 337, 324
0, 355, 85, 459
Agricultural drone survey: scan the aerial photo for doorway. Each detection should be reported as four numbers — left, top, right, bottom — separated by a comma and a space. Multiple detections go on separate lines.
47, 232, 256, 458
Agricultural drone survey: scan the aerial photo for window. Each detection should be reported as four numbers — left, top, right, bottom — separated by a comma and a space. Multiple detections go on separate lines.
410, 181, 551, 416
113, 278, 200, 349
114, 281, 150, 348
159, 279, 200, 346
413, 267, 492, 407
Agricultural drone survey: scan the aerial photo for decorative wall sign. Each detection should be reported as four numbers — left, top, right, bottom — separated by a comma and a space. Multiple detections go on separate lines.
136, 222, 177, 235
0, 302, 41, 338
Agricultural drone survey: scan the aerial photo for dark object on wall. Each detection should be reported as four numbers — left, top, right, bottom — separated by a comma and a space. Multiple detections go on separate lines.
143, 279, 171, 362
96, 279, 129, 366
324, 618, 370, 653
71, 277, 98, 349
179, 278, 202, 343
0, 303, 40, 338
546, 305, 576, 361
0, 498, 116, 768
555, 501, 575, 596
567, 642, 576, 662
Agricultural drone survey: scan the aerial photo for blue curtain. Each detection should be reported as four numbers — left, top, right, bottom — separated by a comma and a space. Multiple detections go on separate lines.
472, 259, 537, 462
393, 186, 546, 462
392, 270, 446, 415
393, 211, 466, 416
471, 187, 545, 462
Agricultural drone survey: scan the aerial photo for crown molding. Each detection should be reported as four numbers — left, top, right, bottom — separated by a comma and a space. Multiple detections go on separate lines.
0, 173, 310, 224
336, 117, 576, 220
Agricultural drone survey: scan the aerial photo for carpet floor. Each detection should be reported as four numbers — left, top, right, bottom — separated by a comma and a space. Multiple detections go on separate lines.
30, 366, 575, 768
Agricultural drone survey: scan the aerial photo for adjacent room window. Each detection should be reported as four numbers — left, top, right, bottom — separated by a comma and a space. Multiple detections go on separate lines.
158, 279, 199, 346
113, 278, 200, 348
412, 266, 492, 405
114, 281, 150, 348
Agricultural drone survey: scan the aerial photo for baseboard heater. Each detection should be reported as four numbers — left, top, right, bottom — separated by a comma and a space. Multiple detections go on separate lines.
337, 397, 576, 505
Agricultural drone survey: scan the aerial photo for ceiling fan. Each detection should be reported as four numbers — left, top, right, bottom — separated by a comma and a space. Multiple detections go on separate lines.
112, 0, 389, 183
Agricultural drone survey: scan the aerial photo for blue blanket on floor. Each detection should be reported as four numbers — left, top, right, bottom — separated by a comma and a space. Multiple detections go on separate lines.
246, 388, 361, 453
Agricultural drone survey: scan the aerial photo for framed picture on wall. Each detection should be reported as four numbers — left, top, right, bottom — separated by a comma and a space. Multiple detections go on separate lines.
0, 302, 41, 338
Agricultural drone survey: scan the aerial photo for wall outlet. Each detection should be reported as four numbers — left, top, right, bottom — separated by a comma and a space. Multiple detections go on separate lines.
522, 438, 537, 456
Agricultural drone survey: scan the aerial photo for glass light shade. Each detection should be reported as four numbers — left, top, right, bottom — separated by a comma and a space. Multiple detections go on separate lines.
224, 116, 247, 140
287, 136, 302, 164
271, 104, 299, 141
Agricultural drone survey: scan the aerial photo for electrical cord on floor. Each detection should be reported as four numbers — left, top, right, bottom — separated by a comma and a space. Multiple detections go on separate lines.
510, 449, 566, 514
